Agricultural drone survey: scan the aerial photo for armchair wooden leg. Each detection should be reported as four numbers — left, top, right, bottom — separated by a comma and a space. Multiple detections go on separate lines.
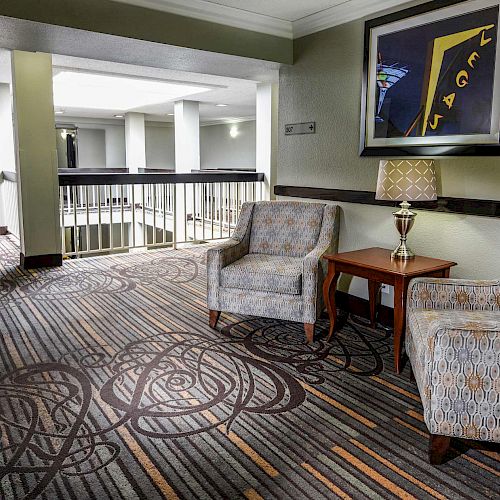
209, 310, 221, 329
304, 323, 315, 343
429, 434, 451, 465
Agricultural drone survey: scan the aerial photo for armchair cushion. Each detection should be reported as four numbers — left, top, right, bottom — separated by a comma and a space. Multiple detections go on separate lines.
220, 254, 303, 295
248, 201, 325, 257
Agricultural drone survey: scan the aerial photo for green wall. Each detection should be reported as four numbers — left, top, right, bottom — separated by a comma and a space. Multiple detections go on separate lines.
0, 0, 292, 64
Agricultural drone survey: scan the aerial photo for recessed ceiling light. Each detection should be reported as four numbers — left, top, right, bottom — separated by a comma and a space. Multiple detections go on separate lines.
114, 114, 124, 118
167, 113, 174, 116
55, 110, 65, 115
52, 71, 210, 111
215, 104, 228, 107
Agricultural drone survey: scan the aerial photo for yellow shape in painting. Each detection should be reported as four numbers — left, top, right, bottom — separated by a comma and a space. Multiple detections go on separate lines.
456, 69, 469, 87
443, 92, 456, 109
421, 24, 495, 136
468, 51, 480, 68
429, 113, 444, 130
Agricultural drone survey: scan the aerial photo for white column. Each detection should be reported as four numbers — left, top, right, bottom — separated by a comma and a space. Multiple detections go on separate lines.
174, 100, 200, 173
125, 112, 146, 171
11, 51, 61, 267
174, 100, 200, 243
125, 112, 146, 247
256, 83, 278, 200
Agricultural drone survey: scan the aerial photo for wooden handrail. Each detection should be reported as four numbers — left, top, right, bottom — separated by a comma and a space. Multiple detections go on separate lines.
59, 170, 264, 186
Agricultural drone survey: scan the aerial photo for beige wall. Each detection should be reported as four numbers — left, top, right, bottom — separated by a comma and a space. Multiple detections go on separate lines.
278, 18, 500, 303
201, 121, 256, 170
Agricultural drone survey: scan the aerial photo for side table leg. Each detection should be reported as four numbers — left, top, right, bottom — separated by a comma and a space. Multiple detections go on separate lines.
368, 280, 381, 328
393, 276, 408, 374
323, 263, 340, 342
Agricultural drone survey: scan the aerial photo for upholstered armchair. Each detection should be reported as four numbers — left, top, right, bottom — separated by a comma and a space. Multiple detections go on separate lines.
406, 277, 500, 464
207, 201, 340, 342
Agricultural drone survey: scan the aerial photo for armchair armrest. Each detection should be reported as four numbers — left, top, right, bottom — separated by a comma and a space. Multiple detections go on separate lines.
408, 277, 500, 312
423, 312, 500, 441
302, 205, 340, 323
206, 202, 254, 309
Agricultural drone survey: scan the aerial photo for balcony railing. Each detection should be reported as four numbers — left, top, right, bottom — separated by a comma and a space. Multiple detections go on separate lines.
0, 171, 20, 239
58, 170, 264, 257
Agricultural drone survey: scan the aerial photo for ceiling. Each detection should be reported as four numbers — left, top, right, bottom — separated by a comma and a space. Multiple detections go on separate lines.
52, 54, 257, 124
194, 0, 346, 22
114, 0, 421, 38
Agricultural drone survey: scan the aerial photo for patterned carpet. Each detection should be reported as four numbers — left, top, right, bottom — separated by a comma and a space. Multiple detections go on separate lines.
0, 234, 498, 500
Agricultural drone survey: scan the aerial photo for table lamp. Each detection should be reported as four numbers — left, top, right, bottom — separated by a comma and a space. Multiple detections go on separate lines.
376, 159, 437, 260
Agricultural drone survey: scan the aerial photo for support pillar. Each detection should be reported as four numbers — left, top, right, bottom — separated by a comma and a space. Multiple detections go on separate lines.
11, 51, 61, 268
256, 83, 278, 200
125, 112, 146, 247
174, 100, 200, 243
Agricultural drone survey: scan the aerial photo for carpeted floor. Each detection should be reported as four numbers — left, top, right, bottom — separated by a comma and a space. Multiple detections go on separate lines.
0, 234, 498, 500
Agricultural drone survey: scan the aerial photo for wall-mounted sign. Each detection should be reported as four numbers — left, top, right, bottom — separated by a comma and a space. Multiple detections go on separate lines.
285, 122, 316, 135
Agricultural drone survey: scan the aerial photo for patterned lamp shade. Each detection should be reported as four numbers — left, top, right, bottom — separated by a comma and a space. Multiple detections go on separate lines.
376, 159, 437, 202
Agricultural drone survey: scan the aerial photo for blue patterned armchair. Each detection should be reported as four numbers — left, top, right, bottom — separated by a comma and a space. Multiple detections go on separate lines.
406, 278, 500, 464
207, 201, 340, 342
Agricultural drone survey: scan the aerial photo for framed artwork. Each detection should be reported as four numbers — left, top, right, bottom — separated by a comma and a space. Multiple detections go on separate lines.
360, 0, 500, 156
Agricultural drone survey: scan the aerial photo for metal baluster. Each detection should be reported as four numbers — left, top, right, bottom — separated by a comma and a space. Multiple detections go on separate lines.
236, 182, 240, 223
60, 187, 66, 255
97, 185, 102, 251
120, 185, 125, 248
142, 184, 146, 246
131, 184, 136, 248
219, 182, 223, 238
202, 183, 206, 242
172, 184, 177, 249
152, 184, 157, 245
183, 184, 187, 244
85, 186, 90, 253
163, 184, 167, 244
72, 186, 78, 256
109, 185, 113, 250
211, 183, 215, 240
228, 183, 232, 237
192, 183, 196, 243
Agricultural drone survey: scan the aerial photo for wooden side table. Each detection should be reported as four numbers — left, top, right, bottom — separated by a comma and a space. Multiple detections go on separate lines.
322, 247, 456, 373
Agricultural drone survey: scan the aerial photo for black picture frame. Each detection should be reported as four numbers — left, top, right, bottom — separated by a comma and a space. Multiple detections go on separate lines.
360, 0, 500, 156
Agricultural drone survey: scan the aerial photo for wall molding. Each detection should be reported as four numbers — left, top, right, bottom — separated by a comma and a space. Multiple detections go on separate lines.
274, 185, 500, 218
114, 0, 293, 38
293, 0, 413, 38
113, 0, 416, 40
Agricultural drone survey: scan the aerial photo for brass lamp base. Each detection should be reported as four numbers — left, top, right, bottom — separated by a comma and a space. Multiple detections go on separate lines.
392, 201, 416, 260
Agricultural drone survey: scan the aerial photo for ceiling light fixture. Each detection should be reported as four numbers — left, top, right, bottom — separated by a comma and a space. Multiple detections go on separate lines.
229, 125, 239, 138
215, 104, 228, 107
55, 110, 65, 115
114, 114, 124, 118
167, 113, 174, 116
52, 71, 210, 111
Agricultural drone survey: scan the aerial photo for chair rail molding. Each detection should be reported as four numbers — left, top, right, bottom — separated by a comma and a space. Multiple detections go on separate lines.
274, 185, 500, 218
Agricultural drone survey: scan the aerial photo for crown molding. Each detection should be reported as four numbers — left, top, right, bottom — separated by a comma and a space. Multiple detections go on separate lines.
113, 0, 293, 39
112, 0, 417, 40
292, 0, 412, 38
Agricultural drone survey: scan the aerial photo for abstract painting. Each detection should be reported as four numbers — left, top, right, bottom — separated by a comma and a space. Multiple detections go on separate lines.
361, 0, 500, 156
